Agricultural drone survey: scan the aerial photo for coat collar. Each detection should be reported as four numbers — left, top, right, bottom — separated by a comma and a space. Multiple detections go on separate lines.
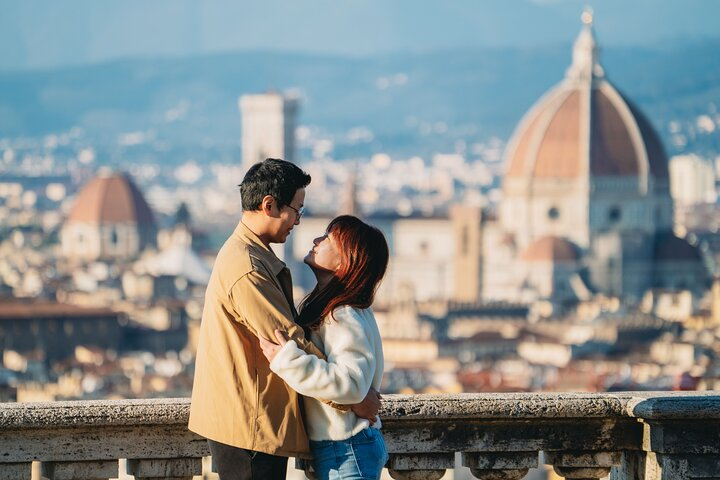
234, 221, 287, 276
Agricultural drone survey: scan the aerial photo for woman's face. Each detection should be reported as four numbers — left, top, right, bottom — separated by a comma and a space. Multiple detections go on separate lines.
304, 230, 342, 273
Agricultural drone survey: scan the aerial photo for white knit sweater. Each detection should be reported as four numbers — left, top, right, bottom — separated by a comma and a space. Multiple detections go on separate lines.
269, 305, 384, 441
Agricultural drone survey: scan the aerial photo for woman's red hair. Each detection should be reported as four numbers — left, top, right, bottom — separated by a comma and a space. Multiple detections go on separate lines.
297, 215, 389, 329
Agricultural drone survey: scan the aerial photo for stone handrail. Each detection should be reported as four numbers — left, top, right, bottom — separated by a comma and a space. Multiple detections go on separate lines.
1, 392, 720, 479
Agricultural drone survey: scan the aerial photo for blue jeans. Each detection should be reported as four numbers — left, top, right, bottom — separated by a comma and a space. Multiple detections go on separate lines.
310, 428, 389, 480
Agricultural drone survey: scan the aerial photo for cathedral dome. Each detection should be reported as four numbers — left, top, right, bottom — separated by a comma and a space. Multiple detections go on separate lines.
67, 171, 155, 226
503, 13, 668, 184
520, 236, 579, 263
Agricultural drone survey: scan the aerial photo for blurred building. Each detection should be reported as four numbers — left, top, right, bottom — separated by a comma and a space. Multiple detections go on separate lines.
0, 301, 123, 363
239, 91, 299, 172
289, 213, 457, 303
61, 171, 156, 263
669, 154, 717, 207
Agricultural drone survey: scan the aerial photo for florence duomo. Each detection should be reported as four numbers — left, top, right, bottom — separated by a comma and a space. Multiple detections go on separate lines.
481, 10, 708, 309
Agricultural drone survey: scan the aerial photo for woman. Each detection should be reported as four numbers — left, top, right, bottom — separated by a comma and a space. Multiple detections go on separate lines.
258, 215, 390, 480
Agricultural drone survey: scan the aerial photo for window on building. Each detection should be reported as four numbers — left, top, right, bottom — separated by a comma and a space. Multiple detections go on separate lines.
548, 207, 560, 220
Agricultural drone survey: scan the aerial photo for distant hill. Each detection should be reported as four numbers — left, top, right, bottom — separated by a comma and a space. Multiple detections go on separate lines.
1, 40, 719, 161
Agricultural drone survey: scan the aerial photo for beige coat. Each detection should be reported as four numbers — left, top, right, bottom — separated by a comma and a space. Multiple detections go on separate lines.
189, 222, 326, 457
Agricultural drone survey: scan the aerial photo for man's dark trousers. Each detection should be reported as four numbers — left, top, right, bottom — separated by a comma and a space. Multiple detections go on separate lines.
209, 440, 288, 480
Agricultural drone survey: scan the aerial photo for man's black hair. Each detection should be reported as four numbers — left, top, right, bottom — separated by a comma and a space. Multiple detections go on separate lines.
239, 158, 311, 211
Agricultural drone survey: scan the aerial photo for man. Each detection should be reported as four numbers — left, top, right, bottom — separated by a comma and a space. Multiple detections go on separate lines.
189, 158, 380, 480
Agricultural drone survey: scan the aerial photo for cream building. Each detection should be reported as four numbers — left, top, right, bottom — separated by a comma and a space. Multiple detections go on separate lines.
239, 91, 299, 173
287, 214, 455, 304
669, 154, 717, 207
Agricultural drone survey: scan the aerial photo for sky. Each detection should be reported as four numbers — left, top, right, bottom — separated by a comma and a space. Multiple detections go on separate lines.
1, 0, 719, 71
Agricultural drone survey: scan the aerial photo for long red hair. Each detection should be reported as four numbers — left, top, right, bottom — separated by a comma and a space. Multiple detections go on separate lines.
297, 215, 389, 329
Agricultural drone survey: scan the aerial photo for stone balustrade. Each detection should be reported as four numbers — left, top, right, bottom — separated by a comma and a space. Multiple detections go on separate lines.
1, 392, 720, 480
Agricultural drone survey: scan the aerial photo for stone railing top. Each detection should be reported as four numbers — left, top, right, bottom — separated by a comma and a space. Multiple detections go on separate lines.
2, 392, 720, 429
625, 391, 720, 420
0, 397, 191, 428
381, 392, 631, 419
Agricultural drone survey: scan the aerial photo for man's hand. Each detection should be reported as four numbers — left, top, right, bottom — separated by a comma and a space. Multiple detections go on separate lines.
258, 329, 290, 363
350, 387, 382, 424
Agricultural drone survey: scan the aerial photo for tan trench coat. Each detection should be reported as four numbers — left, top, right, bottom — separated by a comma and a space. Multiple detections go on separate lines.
188, 222, 326, 457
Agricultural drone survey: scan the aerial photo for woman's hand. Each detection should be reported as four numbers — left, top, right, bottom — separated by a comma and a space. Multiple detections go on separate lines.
258, 329, 291, 363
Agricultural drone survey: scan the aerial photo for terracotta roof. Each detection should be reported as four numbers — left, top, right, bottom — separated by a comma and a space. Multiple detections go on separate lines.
506, 103, 545, 178
533, 91, 581, 178
503, 22, 668, 184
653, 232, 702, 262
67, 172, 155, 225
0, 301, 116, 320
626, 97, 670, 178
520, 236, 579, 263
504, 82, 668, 182
590, 89, 639, 176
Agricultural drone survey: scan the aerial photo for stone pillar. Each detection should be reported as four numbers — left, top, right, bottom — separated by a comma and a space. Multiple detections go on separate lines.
126, 458, 202, 480
463, 451, 538, 480
387, 453, 453, 480
545, 451, 621, 480
41, 460, 118, 480
629, 397, 720, 480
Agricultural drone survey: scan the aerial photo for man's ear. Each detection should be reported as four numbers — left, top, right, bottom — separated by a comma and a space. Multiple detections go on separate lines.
261, 195, 275, 216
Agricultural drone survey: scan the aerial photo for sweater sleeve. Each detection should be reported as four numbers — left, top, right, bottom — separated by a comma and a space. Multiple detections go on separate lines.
269, 307, 376, 404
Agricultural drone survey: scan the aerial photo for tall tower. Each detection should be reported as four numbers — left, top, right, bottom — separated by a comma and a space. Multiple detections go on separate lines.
451, 205, 484, 303
338, 163, 360, 217
239, 92, 299, 172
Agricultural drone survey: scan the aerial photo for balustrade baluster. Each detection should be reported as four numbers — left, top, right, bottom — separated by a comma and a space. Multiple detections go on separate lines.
126, 457, 202, 480
462, 451, 538, 479
386, 452, 453, 480
41, 460, 118, 480
545, 451, 620, 480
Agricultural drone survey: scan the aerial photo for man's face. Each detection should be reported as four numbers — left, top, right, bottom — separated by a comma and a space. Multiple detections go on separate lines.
269, 188, 305, 244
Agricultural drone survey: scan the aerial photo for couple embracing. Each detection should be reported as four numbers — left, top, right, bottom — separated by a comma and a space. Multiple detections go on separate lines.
189, 158, 389, 480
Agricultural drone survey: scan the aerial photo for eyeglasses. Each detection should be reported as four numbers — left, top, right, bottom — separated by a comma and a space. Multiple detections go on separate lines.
285, 204, 306, 219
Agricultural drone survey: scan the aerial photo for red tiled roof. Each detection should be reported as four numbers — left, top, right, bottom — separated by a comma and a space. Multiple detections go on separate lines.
67, 172, 155, 225
520, 236, 579, 263
0, 301, 116, 320
504, 83, 668, 181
